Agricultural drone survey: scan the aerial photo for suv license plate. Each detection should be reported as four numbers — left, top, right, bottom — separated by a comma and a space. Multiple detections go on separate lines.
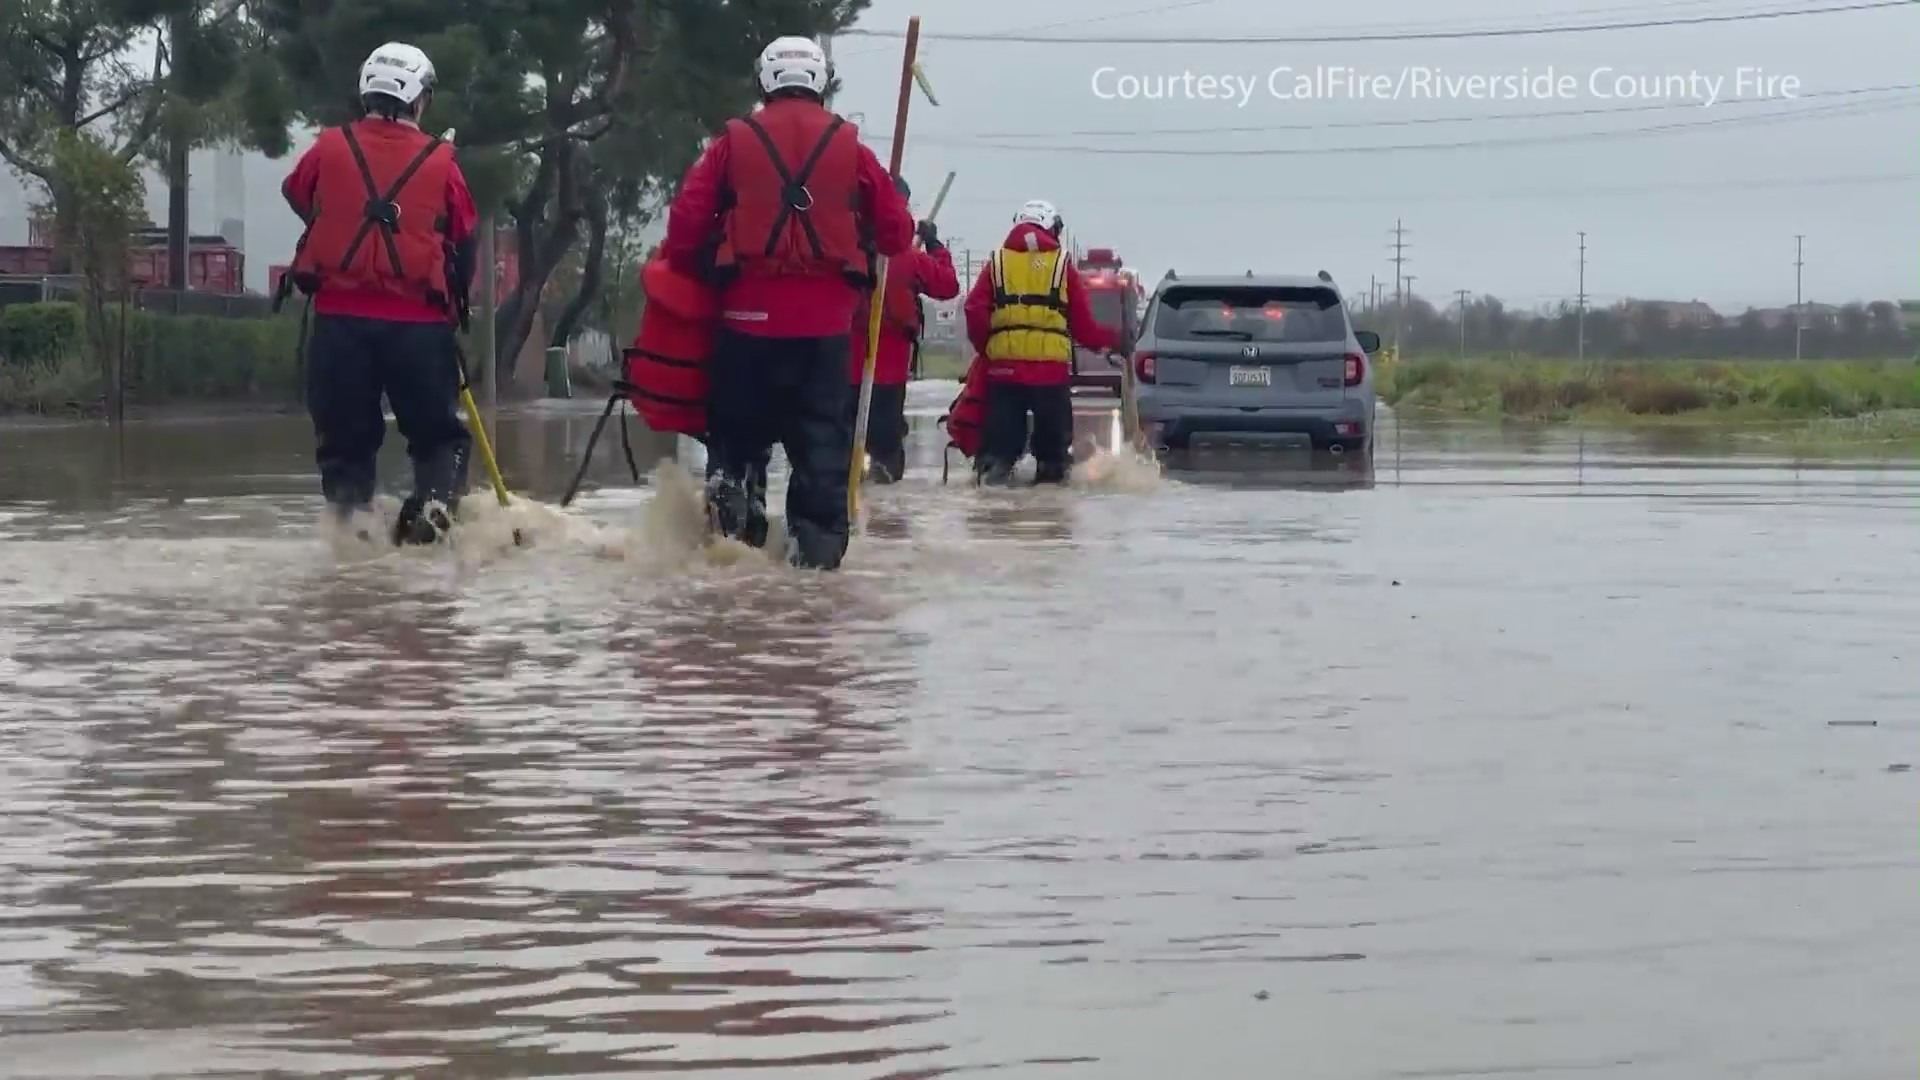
1229, 366, 1271, 387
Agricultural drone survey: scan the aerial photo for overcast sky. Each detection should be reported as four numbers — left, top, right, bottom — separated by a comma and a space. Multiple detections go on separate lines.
2, 0, 1912, 310
830, 0, 1917, 312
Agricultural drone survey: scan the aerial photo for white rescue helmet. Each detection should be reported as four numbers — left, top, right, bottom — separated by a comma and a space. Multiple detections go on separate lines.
358, 42, 436, 107
756, 36, 830, 98
1014, 199, 1063, 234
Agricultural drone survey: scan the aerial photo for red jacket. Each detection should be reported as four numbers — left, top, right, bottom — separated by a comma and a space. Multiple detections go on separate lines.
848, 245, 960, 385
282, 119, 478, 324
964, 223, 1119, 386
663, 99, 913, 339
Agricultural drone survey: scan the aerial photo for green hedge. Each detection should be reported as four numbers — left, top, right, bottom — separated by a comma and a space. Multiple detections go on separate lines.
0, 301, 303, 410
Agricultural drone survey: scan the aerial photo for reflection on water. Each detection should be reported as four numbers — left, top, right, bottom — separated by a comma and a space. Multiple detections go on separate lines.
0, 400, 1916, 1077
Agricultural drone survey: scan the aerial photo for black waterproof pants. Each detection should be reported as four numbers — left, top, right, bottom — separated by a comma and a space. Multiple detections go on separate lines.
306, 313, 472, 514
979, 379, 1074, 484
706, 327, 852, 569
849, 382, 909, 483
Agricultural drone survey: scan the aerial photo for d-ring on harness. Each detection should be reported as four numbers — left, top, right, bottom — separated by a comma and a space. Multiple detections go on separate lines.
736, 114, 845, 260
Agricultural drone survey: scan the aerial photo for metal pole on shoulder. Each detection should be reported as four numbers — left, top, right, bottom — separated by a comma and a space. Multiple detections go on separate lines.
848, 16, 923, 528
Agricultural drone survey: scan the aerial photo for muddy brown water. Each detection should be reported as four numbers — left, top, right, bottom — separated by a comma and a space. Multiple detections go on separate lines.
0, 387, 1915, 1078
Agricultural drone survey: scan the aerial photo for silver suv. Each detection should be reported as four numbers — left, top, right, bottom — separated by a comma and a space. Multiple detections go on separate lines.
1130, 271, 1379, 456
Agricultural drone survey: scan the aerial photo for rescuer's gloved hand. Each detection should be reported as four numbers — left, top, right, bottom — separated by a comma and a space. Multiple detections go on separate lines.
916, 219, 941, 250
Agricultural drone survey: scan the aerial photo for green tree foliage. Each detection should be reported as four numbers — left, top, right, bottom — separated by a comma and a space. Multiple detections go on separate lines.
43, 128, 146, 418
249, 0, 867, 384
0, 0, 165, 182
0, 0, 286, 273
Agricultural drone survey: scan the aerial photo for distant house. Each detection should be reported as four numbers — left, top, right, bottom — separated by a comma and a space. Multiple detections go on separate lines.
1754, 302, 1841, 330
1614, 298, 1720, 328
1900, 301, 1920, 331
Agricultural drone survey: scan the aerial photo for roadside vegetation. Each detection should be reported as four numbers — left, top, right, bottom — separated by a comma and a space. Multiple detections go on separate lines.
1376, 355, 1920, 445
0, 301, 299, 415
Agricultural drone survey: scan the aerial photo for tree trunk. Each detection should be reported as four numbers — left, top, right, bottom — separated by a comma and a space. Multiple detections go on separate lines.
167, 137, 189, 292
549, 201, 608, 348
493, 144, 585, 386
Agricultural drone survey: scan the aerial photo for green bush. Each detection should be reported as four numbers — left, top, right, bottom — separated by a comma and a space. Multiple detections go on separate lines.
0, 301, 303, 412
0, 303, 82, 369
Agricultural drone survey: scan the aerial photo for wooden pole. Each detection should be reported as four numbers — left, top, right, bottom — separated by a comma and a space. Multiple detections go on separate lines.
847, 16, 921, 527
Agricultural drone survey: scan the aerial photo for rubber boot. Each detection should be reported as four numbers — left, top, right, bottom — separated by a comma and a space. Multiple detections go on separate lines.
704, 471, 769, 548
392, 494, 453, 546
975, 458, 1015, 487
1033, 460, 1069, 485
870, 445, 906, 485
783, 516, 847, 571
327, 479, 377, 543
413, 443, 470, 521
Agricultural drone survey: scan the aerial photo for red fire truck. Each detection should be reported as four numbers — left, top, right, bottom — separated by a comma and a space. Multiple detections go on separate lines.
1072, 247, 1143, 393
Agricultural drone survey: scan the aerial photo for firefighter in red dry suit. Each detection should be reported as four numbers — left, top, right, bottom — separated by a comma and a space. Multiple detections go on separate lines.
963, 199, 1121, 485
282, 42, 480, 545
848, 174, 960, 483
661, 35, 913, 570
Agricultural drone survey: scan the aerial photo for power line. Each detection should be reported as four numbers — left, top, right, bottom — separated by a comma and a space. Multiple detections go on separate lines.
835, 0, 1229, 58
938, 171, 1919, 207
839, 0, 1912, 44
892, 95, 1916, 156
962, 82, 1915, 140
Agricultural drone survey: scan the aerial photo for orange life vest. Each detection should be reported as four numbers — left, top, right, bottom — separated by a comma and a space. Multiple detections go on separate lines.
289, 119, 454, 308
940, 354, 989, 458
623, 255, 718, 436
714, 99, 869, 284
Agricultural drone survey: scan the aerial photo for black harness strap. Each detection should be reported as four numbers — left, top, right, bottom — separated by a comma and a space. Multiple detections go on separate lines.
988, 249, 1071, 311
987, 250, 1073, 343
337, 124, 447, 276
737, 114, 847, 260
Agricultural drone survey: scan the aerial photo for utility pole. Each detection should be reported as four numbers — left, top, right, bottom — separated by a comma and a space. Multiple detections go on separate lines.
1576, 231, 1587, 360
1389, 219, 1410, 354
1369, 273, 1377, 314
1402, 274, 1417, 351
1793, 234, 1805, 360
1456, 288, 1470, 358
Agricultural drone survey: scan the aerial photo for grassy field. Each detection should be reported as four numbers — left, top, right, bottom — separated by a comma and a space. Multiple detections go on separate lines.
1376, 355, 1920, 446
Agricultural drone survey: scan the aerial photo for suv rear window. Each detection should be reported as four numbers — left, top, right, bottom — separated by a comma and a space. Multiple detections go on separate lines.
1153, 285, 1344, 343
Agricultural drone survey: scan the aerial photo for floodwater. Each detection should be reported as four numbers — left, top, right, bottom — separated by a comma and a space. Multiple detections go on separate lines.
0, 383, 1914, 1079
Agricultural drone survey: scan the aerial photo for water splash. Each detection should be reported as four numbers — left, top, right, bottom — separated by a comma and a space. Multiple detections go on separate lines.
1071, 407, 1164, 491
311, 465, 795, 574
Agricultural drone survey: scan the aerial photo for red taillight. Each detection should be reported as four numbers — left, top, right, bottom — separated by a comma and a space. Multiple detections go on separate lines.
1343, 352, 1364, 387
1134, 351, 1156, 383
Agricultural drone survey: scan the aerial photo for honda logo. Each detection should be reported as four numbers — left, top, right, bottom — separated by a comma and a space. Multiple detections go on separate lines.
1240, 344, 1259, 358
